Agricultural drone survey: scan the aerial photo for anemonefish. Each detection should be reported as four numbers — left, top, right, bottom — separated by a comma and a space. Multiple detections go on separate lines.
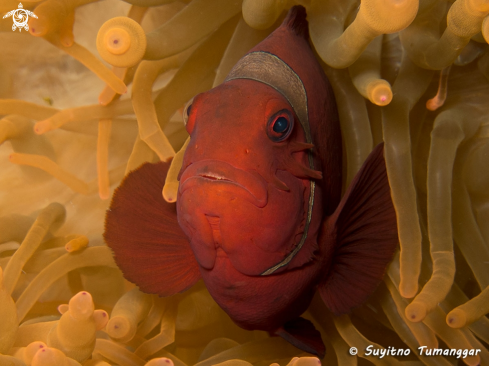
104, 6, 398, 357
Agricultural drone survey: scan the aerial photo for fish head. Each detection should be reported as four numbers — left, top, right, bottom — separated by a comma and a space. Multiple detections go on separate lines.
177, 79, 322, 276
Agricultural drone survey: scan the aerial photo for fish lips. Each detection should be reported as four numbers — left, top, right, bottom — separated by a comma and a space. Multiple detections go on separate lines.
178, 160, 268, 208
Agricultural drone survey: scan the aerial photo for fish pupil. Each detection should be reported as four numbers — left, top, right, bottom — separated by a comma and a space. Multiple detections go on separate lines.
273, 117, 288, 133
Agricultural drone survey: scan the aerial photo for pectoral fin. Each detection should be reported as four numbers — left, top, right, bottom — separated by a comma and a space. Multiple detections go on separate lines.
319, 143, 398, 315
104, 162, 201, 296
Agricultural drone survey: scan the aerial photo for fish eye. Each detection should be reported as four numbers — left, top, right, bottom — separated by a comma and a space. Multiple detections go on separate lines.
183, 97, 194, 126
267, 110, 294, 142
273, 117, 288, 133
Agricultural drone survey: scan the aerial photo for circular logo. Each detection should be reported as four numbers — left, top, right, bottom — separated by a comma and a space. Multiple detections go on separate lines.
349, 347, 358, 356
3, 3, 37, 32
12, 8, 29, 30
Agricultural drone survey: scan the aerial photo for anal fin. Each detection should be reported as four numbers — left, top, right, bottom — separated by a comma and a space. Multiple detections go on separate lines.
274, 317, 325, 358
319, 143, 398, 315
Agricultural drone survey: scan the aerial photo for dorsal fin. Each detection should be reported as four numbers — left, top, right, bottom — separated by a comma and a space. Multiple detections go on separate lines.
284, 5, 309, 40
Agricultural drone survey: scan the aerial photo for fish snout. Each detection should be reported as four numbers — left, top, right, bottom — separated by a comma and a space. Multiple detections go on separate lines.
178, 160, 268, 207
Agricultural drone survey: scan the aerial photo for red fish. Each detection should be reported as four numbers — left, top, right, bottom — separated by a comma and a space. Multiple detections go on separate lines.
105, 6, 397, 357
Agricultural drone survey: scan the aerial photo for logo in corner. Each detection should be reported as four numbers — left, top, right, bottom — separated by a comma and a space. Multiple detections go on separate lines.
2, 3, 37, 32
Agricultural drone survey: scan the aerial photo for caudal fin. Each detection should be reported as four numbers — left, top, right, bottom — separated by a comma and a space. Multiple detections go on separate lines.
319, 143, 398, 315
104, 162, 201, 296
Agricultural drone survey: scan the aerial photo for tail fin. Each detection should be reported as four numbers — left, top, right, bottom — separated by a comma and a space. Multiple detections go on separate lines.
319, 143, 398, 315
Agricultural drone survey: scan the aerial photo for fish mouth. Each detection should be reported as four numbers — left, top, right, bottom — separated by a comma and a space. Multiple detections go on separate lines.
179, 160, 268, 208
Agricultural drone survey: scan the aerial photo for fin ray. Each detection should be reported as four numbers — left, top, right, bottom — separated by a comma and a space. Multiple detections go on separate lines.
104, 162, 201, 296
319, 143, 398, 315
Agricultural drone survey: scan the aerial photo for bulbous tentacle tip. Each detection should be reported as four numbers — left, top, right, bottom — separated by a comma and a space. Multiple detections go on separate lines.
405, 301, 427, 322
162, 182, 178, 203
93, 309, 109, 330
33, 121, 50, 135
24, 342, 47, 364
107, 315, 133, 340
57, 303, 69, 314
242, 0, 285, 30
97, 17, 147, 68
28, 17, 47, 37
68, 291, 95, 320
361, 0, 419, 34
482, 16, 489, 43
446, 308, 467, 328
367, 79, 393, 106
145, 358, 175, 366
31, 347, 66, 366
59, 32, 75, 48
65, 235, 89, 253
399, 279, 418, 299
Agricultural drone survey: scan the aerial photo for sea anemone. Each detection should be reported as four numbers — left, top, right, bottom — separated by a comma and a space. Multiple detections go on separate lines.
0, 0, 488, 365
